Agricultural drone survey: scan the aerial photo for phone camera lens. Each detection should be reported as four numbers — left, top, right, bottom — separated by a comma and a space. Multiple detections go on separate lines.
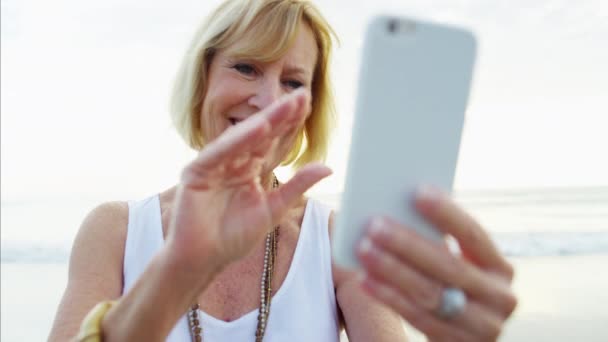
388, 20, 398, 34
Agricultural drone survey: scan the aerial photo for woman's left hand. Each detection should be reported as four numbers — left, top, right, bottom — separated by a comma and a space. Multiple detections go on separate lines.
356, 186, 518, 342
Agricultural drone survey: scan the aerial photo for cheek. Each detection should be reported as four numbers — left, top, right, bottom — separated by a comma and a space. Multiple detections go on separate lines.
199, 101, 227, 142
199, 80, 241, 142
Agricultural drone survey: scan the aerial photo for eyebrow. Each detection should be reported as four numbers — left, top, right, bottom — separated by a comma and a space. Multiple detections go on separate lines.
284, 65, 312, 77
226, 53, 314, 79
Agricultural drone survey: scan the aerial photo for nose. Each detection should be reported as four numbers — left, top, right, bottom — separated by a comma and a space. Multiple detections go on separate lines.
248, 79, 283, 110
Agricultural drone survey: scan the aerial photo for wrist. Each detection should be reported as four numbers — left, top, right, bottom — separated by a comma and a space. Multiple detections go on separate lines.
163, 237, 224, 284
100, 247, 219, 341
77, 301, 117, 342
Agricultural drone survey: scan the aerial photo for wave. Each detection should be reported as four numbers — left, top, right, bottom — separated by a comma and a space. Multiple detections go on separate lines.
2, 231, 607, 263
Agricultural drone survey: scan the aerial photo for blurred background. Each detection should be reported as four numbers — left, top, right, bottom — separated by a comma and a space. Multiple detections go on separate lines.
2, 0, 607, 340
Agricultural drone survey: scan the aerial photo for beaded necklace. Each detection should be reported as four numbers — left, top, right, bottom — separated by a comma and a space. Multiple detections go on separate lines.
187, 176, 280, 342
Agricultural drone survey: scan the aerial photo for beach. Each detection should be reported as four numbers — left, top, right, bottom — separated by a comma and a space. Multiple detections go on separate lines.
402, 254, 608, 342
500, 254, 608, 341
2, 254, 608, 341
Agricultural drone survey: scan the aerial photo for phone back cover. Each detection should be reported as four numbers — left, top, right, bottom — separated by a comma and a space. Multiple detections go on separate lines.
333, 16, 477, 268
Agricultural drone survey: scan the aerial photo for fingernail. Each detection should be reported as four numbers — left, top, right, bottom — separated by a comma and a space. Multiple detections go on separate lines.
368, 217, 389, 237
415, 185, 442, 204
319, 165, 333, 178
358, 237, 373, 255
358, 272, 378, 296
294, 87, 307, 95
286, 87, 304, 98
356, 271, 368, 284
288, 88, 307, 103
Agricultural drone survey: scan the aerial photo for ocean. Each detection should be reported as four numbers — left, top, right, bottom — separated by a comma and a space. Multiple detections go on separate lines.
5, 186, 606, 263
1, 186, 607, 341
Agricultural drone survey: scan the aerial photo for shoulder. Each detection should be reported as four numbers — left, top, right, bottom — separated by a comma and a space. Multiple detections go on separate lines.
69, 201, 129, 278
83, 201, 129, 228
49, 202, 129, 341
78, 201, 129, 243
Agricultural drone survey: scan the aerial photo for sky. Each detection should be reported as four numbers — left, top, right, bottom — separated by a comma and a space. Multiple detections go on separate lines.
2, 0, 607, 203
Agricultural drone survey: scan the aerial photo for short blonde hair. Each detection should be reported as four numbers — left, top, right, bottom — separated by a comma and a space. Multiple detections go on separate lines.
170, 0, 337, 169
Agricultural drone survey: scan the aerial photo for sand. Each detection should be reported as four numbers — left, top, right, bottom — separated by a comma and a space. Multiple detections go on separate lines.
2, 255, 607, 341
398, 254, 608, 341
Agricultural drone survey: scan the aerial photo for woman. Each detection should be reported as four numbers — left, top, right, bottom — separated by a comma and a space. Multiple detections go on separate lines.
49, 0, 516, 341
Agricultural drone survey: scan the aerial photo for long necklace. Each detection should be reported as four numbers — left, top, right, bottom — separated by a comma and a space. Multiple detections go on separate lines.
188, 176, 280, 342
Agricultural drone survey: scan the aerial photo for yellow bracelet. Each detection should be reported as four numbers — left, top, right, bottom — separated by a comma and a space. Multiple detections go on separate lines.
77, 300, 117, 342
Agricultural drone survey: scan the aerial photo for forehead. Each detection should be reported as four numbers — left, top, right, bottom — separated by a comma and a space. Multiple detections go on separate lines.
225, 22, 318, 73
282, 23, 318, 72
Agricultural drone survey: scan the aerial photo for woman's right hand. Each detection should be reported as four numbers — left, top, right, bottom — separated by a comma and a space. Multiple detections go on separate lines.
165, 89, 332, 277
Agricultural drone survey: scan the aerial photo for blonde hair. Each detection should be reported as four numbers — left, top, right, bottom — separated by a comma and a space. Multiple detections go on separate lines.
170, 0, 337, 169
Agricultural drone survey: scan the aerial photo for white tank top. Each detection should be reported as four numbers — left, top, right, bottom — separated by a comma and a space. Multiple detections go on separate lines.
123, 195, 340, 342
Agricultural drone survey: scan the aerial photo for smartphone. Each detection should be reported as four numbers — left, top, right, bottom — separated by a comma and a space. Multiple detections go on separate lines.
332, 16, 477, 269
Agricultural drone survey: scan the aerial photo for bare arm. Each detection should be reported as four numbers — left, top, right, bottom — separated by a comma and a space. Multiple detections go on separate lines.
48, 201, 127, 341
329, 212, 408, 341
49, 90, 329, 341
48, 201, 220, 342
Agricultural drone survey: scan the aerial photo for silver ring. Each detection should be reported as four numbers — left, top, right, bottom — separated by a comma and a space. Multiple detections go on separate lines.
436, 287, 467, 319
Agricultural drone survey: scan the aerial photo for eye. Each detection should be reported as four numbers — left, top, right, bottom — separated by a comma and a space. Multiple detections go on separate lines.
283, 79, 304, 89
233, 63, 257, 76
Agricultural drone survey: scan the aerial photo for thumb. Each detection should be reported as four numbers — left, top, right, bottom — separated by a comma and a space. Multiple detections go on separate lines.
267, 163, 332, 223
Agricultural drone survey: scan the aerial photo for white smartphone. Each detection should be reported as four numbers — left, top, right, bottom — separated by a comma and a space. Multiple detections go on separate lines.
332, 16, 477, 269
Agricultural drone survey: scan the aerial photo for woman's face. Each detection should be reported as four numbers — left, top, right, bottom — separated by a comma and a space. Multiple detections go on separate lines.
200, 22, 318, 172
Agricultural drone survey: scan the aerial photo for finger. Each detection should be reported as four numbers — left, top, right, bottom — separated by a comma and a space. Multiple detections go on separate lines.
366, 217, 517, 317
356, 236, 442, 311
360, 275, 475, 342
194, 115, 269, 170
265, 88, 310, 136
449, 300, 505, 341
223, 156, 265, 186
414, 186, 514, 280
250, 136, 278, 159
267, 163, 332, 222
191, 89, 308, 172
181, 118, 269, 189
252, 92, 309, 161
